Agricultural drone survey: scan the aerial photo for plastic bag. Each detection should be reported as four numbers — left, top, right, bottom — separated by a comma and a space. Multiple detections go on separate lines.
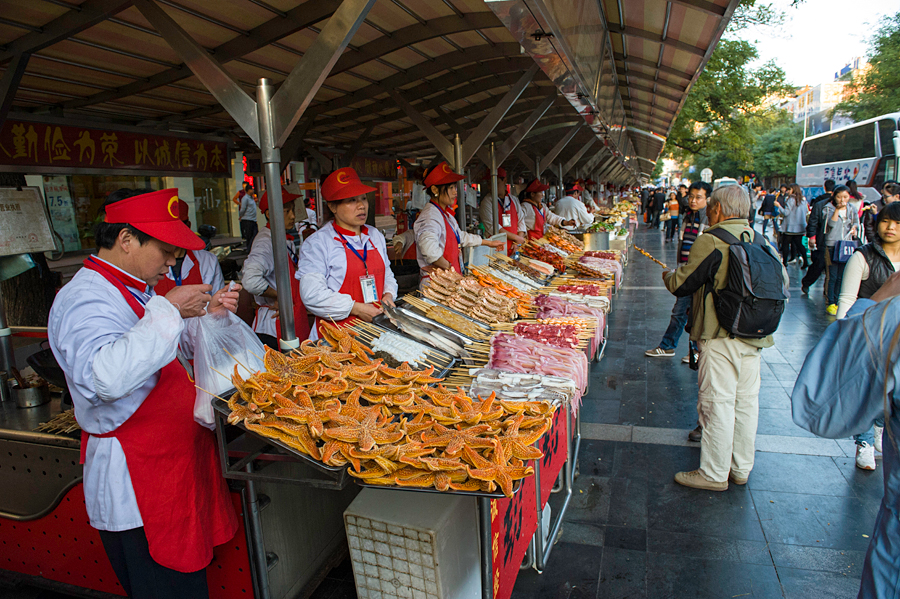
193, 309, 266, 429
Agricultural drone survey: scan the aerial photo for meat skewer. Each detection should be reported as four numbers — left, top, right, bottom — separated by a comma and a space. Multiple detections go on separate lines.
633, 245, 667, 269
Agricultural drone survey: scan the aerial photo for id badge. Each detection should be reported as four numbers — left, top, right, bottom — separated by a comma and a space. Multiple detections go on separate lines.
360, 275, 378, 303
502, 213, 512, 228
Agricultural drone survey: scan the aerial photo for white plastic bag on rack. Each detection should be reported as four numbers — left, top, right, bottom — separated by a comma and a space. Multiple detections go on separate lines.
193, 310, 266, 429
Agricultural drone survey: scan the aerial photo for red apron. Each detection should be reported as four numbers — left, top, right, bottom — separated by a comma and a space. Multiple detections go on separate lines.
152, 250, 203, 296
499, 197, 519, 255
435, 202, 462, 273
79, 258, 238, 573
526, 201, 545, 241
402, 241, 418, 261
314, 227, 387, 336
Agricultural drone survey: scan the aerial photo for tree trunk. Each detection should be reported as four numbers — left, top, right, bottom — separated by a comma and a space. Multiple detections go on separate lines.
0, 174, 62, 327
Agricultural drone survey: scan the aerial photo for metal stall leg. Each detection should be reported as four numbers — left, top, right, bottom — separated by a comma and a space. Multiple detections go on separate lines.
244, 464, 271, 599
478, 496, 494, 599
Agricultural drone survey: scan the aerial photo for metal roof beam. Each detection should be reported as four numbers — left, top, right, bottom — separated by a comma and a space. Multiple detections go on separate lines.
270, 0, 376, 147
0, 54, 30, 129
0, 0, 135, 64
670, 0, 727, 17
583, 149, 607, 172
345, 123, 375, 164
135, 0, 260, 144
59, 0, 343, 110
388, 89, 454, 164
607, 23, 706, 57
563, 136, 597, 176
460, 63, 537, 165
495, 91, 557, 165
617, 72, 686, 95
614, 52, 692, 81
538, 123, 583, 174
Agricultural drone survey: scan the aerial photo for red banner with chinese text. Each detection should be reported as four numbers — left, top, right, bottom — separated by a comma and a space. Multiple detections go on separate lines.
0, 120, 229, 175
490, 408, 568, 599
350, 156, 397, 180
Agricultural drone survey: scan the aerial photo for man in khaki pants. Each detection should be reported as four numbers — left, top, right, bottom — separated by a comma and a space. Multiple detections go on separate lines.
663, 185, 788, 491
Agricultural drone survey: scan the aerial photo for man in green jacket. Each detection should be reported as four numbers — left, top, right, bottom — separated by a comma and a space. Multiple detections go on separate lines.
663, 185, 788, 491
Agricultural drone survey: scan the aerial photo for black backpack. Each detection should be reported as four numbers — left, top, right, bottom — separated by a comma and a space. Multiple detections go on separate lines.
705, 228, 789, 338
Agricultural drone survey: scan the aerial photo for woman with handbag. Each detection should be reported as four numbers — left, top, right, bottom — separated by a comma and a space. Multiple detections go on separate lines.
664, 191, 680, 242
823, 184, 860, 315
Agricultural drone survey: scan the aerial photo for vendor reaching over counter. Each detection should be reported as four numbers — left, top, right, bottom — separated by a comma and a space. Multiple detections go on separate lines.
478, 167, 527, 254
520, 178, 575, 240
553, 182, 595, 228
241, 185, 310, 348
48, 188, 240, 598
297, 167, 398, 339
154, 199, 224, 294
415, 162, 504, 280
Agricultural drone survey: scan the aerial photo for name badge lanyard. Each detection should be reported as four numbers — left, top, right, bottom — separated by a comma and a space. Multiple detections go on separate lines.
339, 232, 378, 304
431, 201, 460, 246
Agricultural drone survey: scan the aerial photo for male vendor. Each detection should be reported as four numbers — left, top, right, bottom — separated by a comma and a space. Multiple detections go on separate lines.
48, 188, 240, 598
154, 200, 224, 295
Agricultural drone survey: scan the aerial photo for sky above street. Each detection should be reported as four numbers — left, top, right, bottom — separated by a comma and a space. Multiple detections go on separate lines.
732, 0, 898, 86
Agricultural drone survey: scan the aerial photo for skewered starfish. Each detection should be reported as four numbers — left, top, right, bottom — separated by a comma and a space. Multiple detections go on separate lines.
321, 410, 404, 451
225, 394, 265, 425
463, 439, 534, 498
273, 389, 327, 437
394, 468, 468, 492
420, 423, 497, 457
320, 439, 357, 469
495, 414, 548, 461
347, 446, 404, 473
245, 420, 322, 460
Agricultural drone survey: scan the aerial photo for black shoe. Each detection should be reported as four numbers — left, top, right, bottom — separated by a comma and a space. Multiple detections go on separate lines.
688, 425, 702, 442
801, 285, 809, 295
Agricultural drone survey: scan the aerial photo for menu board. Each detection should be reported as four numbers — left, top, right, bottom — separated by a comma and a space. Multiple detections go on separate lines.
0, 187, 56, 257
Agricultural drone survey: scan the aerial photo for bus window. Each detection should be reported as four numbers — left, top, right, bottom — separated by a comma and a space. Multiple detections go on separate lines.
801, 122, 877, 165
879, 119, 897, 182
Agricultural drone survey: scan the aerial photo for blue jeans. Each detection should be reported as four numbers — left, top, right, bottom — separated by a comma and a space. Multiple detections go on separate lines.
855, 418, 885, 446
659, 295, 692, 351
826, 256, 846, 306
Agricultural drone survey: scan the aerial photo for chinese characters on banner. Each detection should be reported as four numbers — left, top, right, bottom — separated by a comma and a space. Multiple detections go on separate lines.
42, 176, 81, 252
0, 121, 229, 175
490, 408, 567, 599
350, 156, 397, 180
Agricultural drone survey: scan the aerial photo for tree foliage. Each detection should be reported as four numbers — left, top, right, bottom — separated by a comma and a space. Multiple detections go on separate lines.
835, 11, 900, 121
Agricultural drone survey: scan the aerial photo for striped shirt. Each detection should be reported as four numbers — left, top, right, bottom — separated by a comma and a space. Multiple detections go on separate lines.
679, 209, 708, 264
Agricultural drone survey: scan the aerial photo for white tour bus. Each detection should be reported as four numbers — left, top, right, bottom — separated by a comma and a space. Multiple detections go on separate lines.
796, 112, 900, 202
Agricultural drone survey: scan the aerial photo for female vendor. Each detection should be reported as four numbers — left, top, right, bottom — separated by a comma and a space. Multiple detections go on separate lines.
519, 178, 575, 239
415, 162, 504, 280
296, 167, 398, 339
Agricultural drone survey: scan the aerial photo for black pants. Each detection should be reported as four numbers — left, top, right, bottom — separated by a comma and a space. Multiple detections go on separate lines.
99, 527, 209, 599
240, 219, 258, 249
665, 217, 679, 240
801, 246, 826, 288
257, 333, 278, 350
650, 210, 660, 229
781, 233, 807, 266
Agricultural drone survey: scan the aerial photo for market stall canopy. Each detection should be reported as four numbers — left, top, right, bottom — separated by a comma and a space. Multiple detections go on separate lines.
0, 0, 737, 184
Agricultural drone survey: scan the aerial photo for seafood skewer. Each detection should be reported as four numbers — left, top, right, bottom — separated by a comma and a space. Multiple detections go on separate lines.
633, 245, 667, 269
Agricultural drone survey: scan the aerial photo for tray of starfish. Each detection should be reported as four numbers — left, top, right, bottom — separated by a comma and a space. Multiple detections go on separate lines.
217, 328, 556, 498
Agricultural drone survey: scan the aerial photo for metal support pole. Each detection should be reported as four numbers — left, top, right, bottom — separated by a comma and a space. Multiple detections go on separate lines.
455, 134, 465, 231
244, 464, 271, 599
257, 77, 298, 351
558, 163, 564, 204
491, 143, 500, 236
478, 497, 494, 599
0, 287, 14, 378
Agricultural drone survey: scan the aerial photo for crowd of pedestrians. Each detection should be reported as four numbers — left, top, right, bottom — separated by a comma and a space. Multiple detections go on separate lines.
634, 177, 900, 598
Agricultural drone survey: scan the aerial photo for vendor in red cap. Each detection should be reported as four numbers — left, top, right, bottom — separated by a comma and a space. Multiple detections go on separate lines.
47, 188, 240, 598
478, 166, 527, 255
415, 162, 504, 281
520, 179, 575, 240
553, 181, 596, 228
154, 199, 225, 295
297, 167, 398, 339
242, 185, 310, 348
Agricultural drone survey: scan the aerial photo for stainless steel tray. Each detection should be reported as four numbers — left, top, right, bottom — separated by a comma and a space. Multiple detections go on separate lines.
352, 321, 458, 378
389, 304, 483, 346
411, 292, 496, 330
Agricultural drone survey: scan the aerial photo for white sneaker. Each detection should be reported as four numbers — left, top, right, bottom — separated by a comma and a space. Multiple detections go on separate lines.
856, 442, 876, 471
645, 347, 675, 357
875, 426, 884, 453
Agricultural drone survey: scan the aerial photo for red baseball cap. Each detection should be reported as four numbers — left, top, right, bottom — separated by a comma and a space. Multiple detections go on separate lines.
177, 199, 189, 221
481, 167, 507, 181
105, 189, 204, 251
259, 186, 302, 213
524, 178, 550, 193
322, 167, 376, 202
566, 182, 584, 192
423, 162, 465, 187
585, 179, 596, 185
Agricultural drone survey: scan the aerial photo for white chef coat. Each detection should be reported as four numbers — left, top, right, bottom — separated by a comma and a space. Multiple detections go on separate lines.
48, 257, 199, 532
296, 221, 398, 340
157, 249, 224, 291
241, 227, 302, 338
553, 195, 595, 227
479, 193, 527, 236
415, 201, 483, 271
584, 193, 599, 212
521, 201, 567, 232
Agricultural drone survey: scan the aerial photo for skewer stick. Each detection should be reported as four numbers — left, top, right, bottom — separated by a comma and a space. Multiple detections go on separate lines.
210, 367, 233, 382
194, 384, 230, 402
223, 348, 255, 375
633, 245, 668, 268
248, 349, 263, 362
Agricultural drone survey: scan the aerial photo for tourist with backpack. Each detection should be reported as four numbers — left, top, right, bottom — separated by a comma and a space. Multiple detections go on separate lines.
663, 185, 789, 491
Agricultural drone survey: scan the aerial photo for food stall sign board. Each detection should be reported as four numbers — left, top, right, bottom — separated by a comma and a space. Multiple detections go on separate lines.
0, 187, 55, 257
